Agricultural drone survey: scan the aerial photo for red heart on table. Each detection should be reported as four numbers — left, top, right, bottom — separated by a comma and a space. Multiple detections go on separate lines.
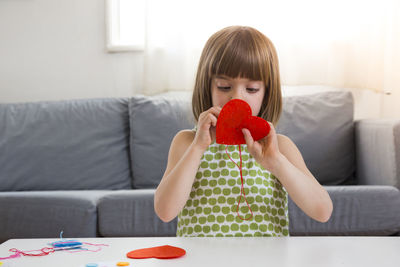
126, 245, 186, 259
216, 99, 270, 145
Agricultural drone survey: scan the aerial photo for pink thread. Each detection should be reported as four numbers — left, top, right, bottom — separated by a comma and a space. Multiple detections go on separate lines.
0, 247, 55, 260
225, 145, 254, 220
0, 242, 108, 260
0, 249, 21, 260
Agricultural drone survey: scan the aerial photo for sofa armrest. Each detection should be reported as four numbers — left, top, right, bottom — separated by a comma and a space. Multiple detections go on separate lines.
355, 119, 400, 188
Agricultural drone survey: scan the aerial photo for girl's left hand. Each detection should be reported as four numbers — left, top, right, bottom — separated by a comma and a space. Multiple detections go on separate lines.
242, 122, 282, 172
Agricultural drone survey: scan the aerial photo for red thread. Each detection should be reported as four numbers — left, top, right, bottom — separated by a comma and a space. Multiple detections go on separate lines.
8, 247, 55, 257
225, 145, 254, 220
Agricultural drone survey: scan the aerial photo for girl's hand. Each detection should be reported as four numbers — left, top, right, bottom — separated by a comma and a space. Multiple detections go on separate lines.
242, 122, 283, 172
192, 106, 222, 152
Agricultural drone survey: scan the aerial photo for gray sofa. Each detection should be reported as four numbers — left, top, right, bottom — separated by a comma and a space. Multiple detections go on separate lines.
1, 89, 400, 243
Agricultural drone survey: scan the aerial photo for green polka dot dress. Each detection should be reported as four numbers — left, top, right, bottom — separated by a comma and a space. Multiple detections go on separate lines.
176, 129, 290, 237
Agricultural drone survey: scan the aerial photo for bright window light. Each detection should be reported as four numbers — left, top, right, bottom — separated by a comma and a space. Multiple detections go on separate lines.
106, 0, 146, 52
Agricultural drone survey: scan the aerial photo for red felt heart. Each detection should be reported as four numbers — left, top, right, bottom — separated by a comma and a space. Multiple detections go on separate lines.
126, 245, 186, 259
216, 99, 270, 145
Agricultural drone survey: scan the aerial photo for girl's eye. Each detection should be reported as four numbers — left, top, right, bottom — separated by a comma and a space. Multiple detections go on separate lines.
247, 88, 259, 93
217, 86, 259, 93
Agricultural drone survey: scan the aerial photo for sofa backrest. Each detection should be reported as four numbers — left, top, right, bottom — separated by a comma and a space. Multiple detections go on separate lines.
277, 91, 355, 185
0, 98, 132, 191
129, 93, 195, 188
129, 89, 355, 188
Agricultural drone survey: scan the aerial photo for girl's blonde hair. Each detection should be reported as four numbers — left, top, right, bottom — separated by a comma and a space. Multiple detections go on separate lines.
192, 25, 282, 125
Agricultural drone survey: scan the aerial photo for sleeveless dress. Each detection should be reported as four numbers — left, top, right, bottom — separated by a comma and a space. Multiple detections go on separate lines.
176, 127, 290, 237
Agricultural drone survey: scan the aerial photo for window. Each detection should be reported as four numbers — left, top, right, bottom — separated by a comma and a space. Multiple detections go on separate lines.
106, 0, 146, 52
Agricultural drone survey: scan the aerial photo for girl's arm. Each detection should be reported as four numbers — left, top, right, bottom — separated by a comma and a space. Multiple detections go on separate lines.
155, 106, 221, 222
242, 125, 333, 223
154, 130, 204, 222
273, 134, 333, 223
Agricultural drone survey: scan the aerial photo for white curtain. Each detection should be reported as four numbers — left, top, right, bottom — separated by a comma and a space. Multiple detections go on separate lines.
142, 0, 400, 96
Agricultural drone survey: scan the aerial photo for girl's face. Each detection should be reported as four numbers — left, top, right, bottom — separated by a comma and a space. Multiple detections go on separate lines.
211, 75, 266, 116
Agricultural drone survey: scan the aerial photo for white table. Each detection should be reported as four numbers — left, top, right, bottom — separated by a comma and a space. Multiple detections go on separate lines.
0, 237, 399, 267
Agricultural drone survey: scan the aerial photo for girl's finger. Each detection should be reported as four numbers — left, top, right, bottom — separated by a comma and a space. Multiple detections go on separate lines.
242, 128, 254, 147
267, 121, 276, 135
204, 113, 216, 126
208, 106, 221, 117
198, 107, 220, 120
210, 114, 217, 127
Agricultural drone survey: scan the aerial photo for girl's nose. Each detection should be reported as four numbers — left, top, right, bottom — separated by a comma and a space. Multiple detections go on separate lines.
230, 92, 243, 100
230, 87, 245, 100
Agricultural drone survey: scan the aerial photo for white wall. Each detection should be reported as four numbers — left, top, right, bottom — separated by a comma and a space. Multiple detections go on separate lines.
0, 0, 398, 120
0, 0, 144, 103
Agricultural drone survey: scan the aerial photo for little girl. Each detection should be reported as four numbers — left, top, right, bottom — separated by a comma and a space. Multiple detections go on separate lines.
154, 25, 333, 237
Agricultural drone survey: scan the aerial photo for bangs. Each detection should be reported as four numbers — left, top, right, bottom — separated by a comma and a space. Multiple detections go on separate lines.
209, 29, 269, 82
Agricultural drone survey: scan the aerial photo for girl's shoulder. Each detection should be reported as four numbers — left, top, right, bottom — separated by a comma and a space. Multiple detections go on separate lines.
167, 129, 196, 162
170, 124, 196, 148
277, 133, 315, 179
163, 129, 196, 180
173, 128, 196, 145
277, 134, 298, 157
276, 134, 291, 146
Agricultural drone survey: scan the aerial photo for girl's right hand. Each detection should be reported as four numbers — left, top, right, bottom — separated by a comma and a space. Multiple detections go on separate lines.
192, 106, 222, 152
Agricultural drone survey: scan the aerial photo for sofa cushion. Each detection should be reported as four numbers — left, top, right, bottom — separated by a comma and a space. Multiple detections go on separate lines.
97, 189, 177, 237
129, 92, 194, 189
276, 91, 355, 185
289, 185, 400, 235
0, 190, 112, 243
0, 98, 132, 191
97, 186, 400, 237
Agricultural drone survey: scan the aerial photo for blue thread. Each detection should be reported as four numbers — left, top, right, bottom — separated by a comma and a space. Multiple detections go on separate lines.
49, 230, 83, 250
52, 241, 83, 248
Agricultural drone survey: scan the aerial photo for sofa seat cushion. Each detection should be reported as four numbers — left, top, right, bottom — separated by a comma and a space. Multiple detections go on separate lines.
289, 185, 400, 236
0, 190, 113, 243
97, 186, 400, 237
97, 189, 177, 237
